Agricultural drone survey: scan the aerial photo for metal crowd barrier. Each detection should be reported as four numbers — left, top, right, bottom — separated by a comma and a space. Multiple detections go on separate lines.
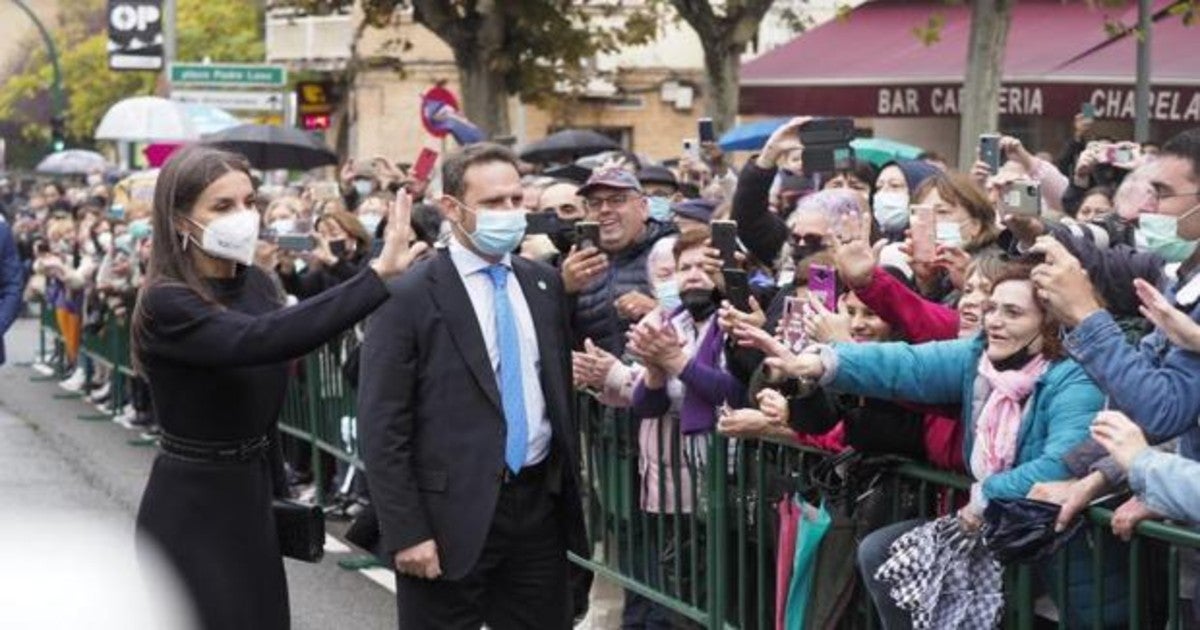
31, 306, 1200, 629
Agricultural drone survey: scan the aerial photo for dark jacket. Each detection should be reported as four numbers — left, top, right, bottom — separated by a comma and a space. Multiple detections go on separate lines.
1047, 221, 1164, 319
0, 220, 24, 365
732, 162, 788, 267
572, 219, 676, 355
357, 250, 591, 606
280, 253, 369, 300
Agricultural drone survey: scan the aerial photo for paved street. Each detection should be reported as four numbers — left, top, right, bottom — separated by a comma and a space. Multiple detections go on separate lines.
0, 315, 624, 629
0, 315, 399, 630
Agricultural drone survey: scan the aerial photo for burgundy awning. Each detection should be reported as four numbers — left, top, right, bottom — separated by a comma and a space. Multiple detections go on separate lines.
739, 0, 1200, 122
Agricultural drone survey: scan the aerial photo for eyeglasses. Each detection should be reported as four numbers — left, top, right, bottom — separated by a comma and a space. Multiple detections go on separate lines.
583, 193, 634, 212
1153, 189, 1200, 203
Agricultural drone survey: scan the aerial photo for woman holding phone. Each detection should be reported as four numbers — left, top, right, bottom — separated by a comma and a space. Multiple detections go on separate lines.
131, 145, 427, 630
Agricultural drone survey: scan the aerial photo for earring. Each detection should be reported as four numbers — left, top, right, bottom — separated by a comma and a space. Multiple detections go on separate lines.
179, 231, 189, 251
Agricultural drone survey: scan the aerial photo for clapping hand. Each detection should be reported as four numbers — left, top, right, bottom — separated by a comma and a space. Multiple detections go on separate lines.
572, 338, 618, 391
626, 318, 687, 376
1134, 278, 1200, 352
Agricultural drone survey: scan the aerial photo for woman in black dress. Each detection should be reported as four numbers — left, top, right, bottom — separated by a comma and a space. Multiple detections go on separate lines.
132, 145, 427, 630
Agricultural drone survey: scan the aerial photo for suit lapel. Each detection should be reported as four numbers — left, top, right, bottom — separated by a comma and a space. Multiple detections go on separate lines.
428, 250, 503, 413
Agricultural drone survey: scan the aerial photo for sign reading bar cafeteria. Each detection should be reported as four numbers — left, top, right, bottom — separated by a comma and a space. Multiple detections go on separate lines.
742, 84, 1200, 123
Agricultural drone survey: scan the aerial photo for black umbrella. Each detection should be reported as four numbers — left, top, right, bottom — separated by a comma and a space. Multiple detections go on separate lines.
518, 129, 621, 164
203, 124, 338, 171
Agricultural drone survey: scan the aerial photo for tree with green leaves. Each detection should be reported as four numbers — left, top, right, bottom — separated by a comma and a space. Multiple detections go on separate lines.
0, 0, 264, 163
652, 0, 778, 136
278, 1, 657, 137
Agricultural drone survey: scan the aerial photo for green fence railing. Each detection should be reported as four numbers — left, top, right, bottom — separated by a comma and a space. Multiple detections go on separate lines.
31, 306, 1200, 629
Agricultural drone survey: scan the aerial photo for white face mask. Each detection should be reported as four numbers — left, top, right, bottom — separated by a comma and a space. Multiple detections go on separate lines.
97, 232, 114, 252
186, 210, 260, 266
872, 191, 910, 231
269, 218, 296, 234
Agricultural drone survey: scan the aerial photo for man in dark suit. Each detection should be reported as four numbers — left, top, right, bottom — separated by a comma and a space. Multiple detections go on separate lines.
359, 143, 591, 629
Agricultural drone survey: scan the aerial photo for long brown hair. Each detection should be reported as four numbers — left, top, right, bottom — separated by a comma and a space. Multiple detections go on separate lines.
131, 145, 253, 369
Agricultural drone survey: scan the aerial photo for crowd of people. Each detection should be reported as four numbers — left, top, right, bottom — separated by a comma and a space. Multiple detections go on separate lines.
2, 112, 1199, 629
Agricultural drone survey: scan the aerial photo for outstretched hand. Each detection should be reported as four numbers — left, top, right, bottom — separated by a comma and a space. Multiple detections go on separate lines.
370, 191, 429, 280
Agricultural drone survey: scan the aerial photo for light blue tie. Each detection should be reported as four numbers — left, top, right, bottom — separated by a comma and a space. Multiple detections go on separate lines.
484, 264, 528, 473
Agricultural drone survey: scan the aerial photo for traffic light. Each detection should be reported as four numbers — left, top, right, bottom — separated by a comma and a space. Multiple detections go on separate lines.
50, 114, 66, 152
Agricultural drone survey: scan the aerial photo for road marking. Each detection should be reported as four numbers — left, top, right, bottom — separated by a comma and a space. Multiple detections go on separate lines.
323, 534, 351, 554
360, 567, 397, 593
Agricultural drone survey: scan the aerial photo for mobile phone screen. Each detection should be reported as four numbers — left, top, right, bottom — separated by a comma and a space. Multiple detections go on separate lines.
808, 264, 837, 312
698, 118, 715, 144
711, 220, 738, 268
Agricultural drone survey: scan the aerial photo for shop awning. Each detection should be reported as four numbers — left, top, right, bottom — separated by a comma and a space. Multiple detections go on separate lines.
739, 0, 1200, 122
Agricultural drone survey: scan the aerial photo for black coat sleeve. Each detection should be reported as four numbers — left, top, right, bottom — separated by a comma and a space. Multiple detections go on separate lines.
1047, 222, 1164, 318
357, 274, 433, 554
732, 161, 788, 268
141, 268, 389, 368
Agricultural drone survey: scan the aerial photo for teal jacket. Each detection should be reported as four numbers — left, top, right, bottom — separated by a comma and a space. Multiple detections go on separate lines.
829, 336, 1129, 627
829, 335, 1103, 497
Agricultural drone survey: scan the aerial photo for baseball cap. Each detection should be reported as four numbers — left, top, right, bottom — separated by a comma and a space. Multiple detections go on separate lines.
578, 167, 643, 197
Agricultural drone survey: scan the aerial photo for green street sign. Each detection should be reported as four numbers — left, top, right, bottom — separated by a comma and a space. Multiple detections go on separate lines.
169, 63, 287, 87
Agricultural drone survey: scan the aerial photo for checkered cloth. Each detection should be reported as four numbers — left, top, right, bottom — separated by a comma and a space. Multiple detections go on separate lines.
874, 516, 1005, 629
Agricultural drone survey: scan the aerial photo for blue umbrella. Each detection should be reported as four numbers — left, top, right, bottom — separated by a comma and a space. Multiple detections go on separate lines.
184, 104, 242, 135
719, 118, 924, 167
717, 118, 790, 152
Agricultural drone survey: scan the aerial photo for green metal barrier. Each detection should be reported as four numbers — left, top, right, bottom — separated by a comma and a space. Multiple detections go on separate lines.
31, 308, 1200, 628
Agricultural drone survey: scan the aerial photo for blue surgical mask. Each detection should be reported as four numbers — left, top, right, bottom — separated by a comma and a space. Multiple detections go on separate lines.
872, 191, 910, 232
458, 202, 528, 256
648, 196, 673, 222
353, 179, 373, 198
1139, 213, 1198, 263
654, 279, 682, 312
359, 213, 383, 236
935, 221, 964, 248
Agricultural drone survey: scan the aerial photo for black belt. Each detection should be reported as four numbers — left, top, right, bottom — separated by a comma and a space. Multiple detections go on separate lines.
158, 432, 270, 463
499, 458, 550, 485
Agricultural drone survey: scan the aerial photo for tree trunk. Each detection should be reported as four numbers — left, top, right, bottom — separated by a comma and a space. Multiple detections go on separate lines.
455, 47, 511, 138
702, 41, 742, 136
957, 0, 1014, 170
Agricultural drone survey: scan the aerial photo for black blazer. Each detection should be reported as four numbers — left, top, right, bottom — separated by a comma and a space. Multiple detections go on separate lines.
358, 248, 590, 583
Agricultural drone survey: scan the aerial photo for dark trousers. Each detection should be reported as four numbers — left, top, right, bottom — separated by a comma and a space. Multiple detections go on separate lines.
395, 467, 572, 630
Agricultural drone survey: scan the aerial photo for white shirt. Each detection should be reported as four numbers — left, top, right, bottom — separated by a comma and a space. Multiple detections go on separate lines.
448, 238, 550, 467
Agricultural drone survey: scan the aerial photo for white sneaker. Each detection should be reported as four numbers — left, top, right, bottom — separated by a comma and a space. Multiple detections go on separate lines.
31, 362, 54, 376
88, 381, 112, 403
113, 405, 137, 428
58, 367, 86, 392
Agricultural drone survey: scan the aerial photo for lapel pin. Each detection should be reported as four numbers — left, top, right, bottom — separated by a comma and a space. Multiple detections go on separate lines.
537, 280, 547, 291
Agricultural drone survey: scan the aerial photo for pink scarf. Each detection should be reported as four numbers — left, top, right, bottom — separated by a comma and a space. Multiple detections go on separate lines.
974, 354, 1048, 475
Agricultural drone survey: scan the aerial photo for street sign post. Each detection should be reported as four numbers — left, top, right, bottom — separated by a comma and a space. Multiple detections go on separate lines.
169, 63, 287, 87
171, 89, 285, 112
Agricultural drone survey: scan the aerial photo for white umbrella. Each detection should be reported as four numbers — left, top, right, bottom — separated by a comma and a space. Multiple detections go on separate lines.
36, 149, 112, 175
95, 96, 199, 142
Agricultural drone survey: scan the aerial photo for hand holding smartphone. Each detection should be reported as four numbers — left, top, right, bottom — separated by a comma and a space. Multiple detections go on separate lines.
722, 269, 752, 312
979, 134, 1002, 174
711, 220, 739, 268
807, 264, 838, 313
412, 148, 438, 182
575, 221, 600, 251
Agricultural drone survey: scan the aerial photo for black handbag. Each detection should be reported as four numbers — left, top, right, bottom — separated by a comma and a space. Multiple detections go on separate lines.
982, 497, 1083, 565
274, 498, 325, 563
